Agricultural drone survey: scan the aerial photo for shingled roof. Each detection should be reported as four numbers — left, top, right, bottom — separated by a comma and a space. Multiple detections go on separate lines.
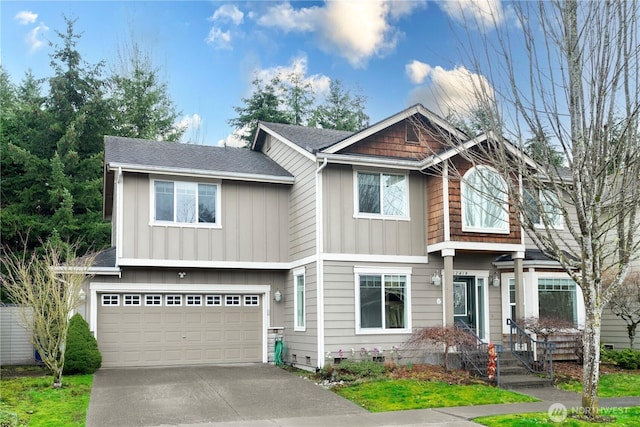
104, 136, 293, 180
259, 122, 354, 153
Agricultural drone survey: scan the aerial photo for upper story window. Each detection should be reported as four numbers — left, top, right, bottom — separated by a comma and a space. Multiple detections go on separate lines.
153, 180, 219, 226
524, 187, 563, 229
461, 166, 509, 233
355, 171, 408, 219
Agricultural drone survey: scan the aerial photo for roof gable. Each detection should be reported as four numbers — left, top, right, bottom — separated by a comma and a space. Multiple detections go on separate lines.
321, 104, 468, 156
254, 122, 354, 154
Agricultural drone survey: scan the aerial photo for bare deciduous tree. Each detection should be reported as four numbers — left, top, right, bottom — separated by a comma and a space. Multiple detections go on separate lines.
419, 0, 640, 418
608, 272, 640, 349
1, 240, 95, 388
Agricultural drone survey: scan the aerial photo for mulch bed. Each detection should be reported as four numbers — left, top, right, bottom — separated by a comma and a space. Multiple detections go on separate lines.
553, 361, 639, 383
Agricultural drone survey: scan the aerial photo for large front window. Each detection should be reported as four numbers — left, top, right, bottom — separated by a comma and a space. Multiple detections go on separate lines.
356, 270, 410, 332
461, 166, 509, 233
153, 180, 219, 225
538, 278, 577, 325
356, 172, 408, 218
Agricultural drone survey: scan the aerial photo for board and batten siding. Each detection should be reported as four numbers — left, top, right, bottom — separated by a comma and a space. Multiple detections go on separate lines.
322, 261, 443, 354
601, 306, 638, 350
120, 174, 289, 263
263, 135, 318, 261
0, 306, 35, 365
323, 166, 426, 256
282, 262, 319, 368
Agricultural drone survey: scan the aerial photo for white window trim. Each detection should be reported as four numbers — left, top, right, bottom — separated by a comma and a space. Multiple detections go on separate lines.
101, 294, 120, 306
145, 294, 163, 306
529, 188, 564, 230
293, 267, 306, 331
165, 294, 182, 306
536, 274, 585, 328
353, 170, 410, 221
149, 178, 222, 228
461, 166, 510, 234
354, 266, 412, 334
123, 294, 141, 306
186, 295, 203, 306
206, 294, 222, 306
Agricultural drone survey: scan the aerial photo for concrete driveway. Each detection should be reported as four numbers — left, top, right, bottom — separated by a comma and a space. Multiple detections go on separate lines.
85, 364, 366, 427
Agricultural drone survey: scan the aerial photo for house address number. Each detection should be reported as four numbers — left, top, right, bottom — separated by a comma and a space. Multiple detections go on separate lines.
454, 271, 468, 276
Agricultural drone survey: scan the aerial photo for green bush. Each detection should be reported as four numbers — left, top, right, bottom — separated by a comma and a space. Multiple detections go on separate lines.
601, 348, 640, 370
322, 360, 387, 382
63, 313, 102, 374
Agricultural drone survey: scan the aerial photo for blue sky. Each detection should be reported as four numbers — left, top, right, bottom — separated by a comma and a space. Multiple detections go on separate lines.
2, 1, 517, 146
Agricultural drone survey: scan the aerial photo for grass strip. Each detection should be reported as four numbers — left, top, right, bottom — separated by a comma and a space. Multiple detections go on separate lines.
334, 379, 538, 412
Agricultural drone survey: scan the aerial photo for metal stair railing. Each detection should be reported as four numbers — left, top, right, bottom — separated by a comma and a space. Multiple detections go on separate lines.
507, 318, 555, 383
455, 321, 502, 386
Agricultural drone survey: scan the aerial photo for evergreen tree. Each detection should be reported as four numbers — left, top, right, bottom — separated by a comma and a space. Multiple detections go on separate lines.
310, 80, 369, 131
228, 76, 291, 146
108, 40, 183, 142
285, 71, 315, 126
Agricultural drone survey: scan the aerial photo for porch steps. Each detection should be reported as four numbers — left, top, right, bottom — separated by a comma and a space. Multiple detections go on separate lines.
498, 351, 552, 389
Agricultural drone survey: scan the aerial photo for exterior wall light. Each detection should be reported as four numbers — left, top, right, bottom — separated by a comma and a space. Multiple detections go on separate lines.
178, 272, 187, 279
492, 272, 501, 287
274, 289, 282, 302
431, 272, 442, 287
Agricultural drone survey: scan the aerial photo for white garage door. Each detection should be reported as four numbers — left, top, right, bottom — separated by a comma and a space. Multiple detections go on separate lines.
97, 293, 262, 367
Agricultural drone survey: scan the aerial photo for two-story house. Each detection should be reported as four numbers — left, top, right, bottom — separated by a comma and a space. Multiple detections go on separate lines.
83, 104, 588, 370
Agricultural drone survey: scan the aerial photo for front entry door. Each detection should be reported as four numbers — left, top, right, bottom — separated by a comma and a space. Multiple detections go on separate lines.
453, 276, 476, 333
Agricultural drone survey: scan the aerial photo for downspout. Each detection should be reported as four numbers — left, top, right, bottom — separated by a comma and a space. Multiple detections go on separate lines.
316, 157, 328, 369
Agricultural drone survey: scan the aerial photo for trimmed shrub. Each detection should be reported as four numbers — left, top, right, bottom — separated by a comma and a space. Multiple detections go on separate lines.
601, 348, 640, 370
321, 360, 387, 382
63, 313, 102, 374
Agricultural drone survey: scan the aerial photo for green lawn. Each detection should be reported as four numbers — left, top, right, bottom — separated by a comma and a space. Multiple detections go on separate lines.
475, 407, 640, 427
334, 379, 538, 412
0, 374, 92, 427
558, 373, 640, 397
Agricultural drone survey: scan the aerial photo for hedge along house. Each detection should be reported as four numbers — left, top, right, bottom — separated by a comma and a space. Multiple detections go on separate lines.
81, 104, 588, 370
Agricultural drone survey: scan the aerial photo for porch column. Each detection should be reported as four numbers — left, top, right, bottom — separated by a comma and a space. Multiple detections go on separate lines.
443, 249, 455, 326
513, 251, 525, 321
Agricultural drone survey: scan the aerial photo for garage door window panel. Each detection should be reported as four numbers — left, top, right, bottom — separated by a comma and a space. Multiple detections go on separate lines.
244, 295, 259, 306
102, 294, 120, 306
124, 294, 141, 306
206, 295, 222, 306
145, 294, 162, 306
226, 295, 240, 306
186, 295, 202, 306
166, 295, 182, 306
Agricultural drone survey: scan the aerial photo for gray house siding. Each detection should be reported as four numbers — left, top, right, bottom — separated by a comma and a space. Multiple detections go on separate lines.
281, 262, 319, 369
263, 135, 318, 261
601, 307, 638, 349
322, 261, 441, 358
120, 173, 289, 263
0, 306, 35, 365
323, 166, 426, 256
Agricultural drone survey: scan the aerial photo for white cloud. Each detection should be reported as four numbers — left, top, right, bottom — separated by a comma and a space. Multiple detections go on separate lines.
205, 27, 232, 50
256, 2, 319, 32
15, 11, 38, 25
256, 1, 425, 68
26, 23, 49, 52
438, 0, 505, 30
405, 60, 432, 85
218, 130, 247, 148
407, 64, 494, 118
177, 114, 203, 143
256, 55, 331, 97
209, 4, 244, 25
